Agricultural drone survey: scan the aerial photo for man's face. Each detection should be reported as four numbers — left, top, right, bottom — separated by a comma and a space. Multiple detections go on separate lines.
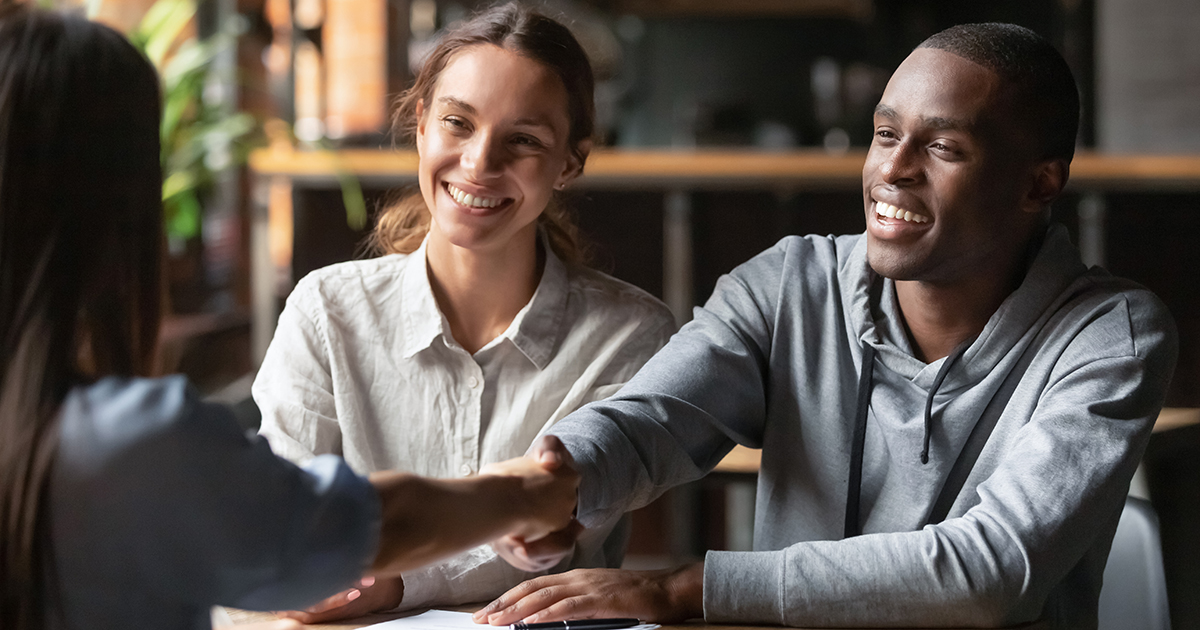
862, 47, 1041, 285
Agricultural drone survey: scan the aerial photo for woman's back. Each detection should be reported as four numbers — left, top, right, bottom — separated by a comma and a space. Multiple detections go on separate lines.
48, 376, 378, 629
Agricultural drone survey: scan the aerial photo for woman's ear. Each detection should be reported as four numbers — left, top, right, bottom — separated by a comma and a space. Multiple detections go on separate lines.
414, 99, 427, 156
557, 138, 593, 189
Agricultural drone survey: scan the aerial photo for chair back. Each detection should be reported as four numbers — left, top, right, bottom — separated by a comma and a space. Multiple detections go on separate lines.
1098, 496, 1171, 630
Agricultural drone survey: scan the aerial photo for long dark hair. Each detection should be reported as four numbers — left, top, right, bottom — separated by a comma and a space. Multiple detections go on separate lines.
0, 5, 163, 628
368, 2, 596, 265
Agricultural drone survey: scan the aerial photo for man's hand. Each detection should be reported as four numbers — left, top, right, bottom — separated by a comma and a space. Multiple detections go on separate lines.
275, 576, 404, 624
491, 519, 584, 572
480, 436, 579, 542
471, 563, 704, 625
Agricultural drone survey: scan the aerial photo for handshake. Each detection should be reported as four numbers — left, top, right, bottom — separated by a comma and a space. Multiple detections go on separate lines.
482, 435, 585, 573
276, 436, 584, 624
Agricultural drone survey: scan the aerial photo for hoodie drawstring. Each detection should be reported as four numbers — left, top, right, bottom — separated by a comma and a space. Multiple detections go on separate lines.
920, 343, 970, 464
845, 343, 875, 538
845, 340, 972, 538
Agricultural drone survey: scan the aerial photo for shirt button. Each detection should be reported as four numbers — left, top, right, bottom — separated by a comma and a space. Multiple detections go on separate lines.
459, 464, 473, 476
467, 376, 480, 388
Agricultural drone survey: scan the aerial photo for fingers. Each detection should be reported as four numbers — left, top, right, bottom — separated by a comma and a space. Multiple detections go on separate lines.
475, 566, 702, 626
521, 520, 584, 564
275, 576, 404, 624
493, 519, 582, 572
274, 586, 362, 620
475, 573, 600, 625
222, 620, 302, 630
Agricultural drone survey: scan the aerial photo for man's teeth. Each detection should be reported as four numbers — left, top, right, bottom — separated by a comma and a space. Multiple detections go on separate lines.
448, 183, 502, 209
875, 201, 929, 224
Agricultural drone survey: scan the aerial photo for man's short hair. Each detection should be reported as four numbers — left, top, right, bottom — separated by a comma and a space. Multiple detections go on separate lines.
918, 23, 1080, 163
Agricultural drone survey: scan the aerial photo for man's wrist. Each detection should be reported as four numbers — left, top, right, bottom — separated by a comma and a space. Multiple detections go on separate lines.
664, 561, 705, 621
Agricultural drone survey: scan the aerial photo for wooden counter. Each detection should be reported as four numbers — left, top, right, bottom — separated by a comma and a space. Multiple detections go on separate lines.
249, 147, 1200, 191
708, 407, 1200, 476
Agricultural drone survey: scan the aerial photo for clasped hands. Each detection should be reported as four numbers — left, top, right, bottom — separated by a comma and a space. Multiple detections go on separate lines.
275, 436, 582, 624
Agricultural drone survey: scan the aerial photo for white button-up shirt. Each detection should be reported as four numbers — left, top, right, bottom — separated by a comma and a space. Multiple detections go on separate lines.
254, 236, 675, 609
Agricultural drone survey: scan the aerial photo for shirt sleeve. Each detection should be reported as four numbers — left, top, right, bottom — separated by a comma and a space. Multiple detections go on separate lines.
52, 377, 381, 613
254, 281, 343, 464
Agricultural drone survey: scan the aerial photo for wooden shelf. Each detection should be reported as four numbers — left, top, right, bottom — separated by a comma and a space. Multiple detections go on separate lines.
249, 147, 1200, 191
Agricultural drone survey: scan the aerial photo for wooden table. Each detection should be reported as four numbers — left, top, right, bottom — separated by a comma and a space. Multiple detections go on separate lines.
224, 607, 1047, 630
246, 147, 1200, 363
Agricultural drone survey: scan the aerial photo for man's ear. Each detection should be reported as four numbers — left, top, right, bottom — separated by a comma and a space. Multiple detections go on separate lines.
557, 138, 593, 189
1023, 159, 1069, 214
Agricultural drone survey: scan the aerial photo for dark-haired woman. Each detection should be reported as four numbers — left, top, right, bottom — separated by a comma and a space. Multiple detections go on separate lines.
252, 2, 675, 621
0, 6, 578, 630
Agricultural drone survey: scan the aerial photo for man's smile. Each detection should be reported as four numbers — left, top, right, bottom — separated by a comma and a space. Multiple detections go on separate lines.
874, 200, 930, 224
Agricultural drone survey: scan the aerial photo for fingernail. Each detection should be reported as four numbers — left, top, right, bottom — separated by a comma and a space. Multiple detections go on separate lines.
360, 576, 376, 588
346, 589, 361, 602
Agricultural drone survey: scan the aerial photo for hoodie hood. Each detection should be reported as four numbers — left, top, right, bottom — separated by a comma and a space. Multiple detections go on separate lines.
838, 224, 1093, 534
842, 223, 1090, 393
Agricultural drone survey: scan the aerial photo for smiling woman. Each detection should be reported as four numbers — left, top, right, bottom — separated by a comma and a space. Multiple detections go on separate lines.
252, 2, 677, 624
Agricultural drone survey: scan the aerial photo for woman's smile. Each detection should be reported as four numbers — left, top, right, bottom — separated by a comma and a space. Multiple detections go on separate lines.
416, 43, 577, 254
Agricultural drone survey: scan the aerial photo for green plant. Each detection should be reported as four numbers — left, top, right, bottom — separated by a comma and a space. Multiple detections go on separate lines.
127, 0, 257, 246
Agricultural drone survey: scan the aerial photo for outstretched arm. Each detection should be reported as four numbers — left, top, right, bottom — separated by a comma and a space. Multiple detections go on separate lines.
370, 442, 579, 577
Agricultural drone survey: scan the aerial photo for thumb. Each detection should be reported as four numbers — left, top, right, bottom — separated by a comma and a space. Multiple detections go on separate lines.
532, 435, 567, 470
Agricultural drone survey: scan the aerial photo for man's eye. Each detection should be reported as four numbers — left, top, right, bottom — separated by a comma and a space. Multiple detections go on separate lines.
874, 129, 897, 140
930, 142, 959, 156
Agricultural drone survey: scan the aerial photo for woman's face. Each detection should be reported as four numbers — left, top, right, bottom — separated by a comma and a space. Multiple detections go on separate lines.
416, 43, 581, 256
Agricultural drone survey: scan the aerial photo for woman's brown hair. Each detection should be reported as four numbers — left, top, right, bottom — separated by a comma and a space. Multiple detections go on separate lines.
0, 6, 163, 628
368, 2, 595, 265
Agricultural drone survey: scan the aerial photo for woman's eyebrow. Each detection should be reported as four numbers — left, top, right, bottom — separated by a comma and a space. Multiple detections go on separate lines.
438, 96, 476, 113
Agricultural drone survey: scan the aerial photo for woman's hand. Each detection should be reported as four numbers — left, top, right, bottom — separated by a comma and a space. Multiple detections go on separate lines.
471, 563, 705, 625
274, 576, 405, 624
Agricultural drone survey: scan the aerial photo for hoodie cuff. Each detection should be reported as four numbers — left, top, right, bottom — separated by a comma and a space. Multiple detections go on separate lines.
703, 549, 788, 625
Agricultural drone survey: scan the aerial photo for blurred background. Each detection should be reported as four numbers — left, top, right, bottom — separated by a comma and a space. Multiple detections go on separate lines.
66, 0, 1200, 625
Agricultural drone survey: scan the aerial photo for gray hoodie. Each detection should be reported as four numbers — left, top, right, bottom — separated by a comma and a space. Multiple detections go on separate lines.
549, 224, 1177, 628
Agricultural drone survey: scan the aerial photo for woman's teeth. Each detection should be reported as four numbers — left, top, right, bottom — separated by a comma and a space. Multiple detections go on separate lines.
448, 183, 502, 209
875, 201, 929, 224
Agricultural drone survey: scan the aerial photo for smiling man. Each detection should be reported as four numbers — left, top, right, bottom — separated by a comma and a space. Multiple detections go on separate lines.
475, 23, 1178, 629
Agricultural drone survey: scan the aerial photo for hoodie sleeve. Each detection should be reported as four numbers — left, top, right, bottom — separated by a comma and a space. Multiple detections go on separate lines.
549, 239, 790, 529
703, 290, 1177, 627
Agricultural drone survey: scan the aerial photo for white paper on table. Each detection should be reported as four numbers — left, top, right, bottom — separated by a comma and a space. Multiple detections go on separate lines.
359, 609, 659, 630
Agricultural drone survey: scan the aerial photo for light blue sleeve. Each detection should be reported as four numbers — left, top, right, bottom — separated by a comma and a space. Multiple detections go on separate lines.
52, 376, 381, 612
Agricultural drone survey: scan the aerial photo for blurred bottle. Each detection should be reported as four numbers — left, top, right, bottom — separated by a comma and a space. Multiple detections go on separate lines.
323, 0, 388, 144
292, 0, 325, 144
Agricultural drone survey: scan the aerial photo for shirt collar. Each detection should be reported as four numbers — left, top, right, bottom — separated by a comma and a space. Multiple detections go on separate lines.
508, 232, 569, 370
399, 236, 450, 359
397, 231, 569, 368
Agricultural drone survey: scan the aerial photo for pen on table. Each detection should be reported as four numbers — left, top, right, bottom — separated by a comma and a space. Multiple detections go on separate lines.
511, 618, 641, 630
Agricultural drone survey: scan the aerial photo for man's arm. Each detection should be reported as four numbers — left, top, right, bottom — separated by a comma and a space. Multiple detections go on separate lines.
483, 312, 1176, 627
